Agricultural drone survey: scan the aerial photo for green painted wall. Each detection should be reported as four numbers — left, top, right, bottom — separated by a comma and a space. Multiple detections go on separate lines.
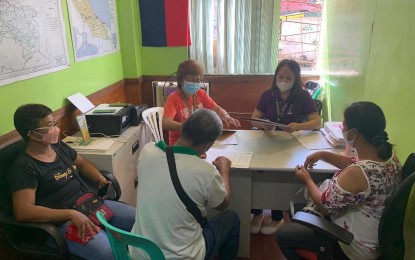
0, 0, 143, 136
322, 0, 414, 161
141, 47, 188, 76
322, 1, 415, 256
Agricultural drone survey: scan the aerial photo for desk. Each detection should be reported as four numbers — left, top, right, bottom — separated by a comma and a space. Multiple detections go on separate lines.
206, 130, 341, 257
69, 123, 153, 206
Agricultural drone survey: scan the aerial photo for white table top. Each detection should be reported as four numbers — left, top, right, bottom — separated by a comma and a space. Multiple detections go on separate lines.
206, 130, 340, 173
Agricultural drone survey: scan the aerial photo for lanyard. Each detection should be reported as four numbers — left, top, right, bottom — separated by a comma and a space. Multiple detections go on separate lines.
180, 91, 197, 115
275, 97, 288, 122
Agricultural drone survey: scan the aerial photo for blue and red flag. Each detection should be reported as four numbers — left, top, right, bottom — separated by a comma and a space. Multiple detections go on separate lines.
139, 0, 191, 47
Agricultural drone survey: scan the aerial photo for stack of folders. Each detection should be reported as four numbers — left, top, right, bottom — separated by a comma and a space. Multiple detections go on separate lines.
320, 122, 345, 148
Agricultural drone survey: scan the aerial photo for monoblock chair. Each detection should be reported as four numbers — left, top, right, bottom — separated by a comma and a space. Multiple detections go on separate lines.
96, 212, 165, 260
291, 167, 415, 260
0, 140, 122, 259
142, 107, 164, 142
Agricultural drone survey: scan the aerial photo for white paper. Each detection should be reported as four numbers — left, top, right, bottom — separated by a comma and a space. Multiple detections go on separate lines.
67, 92, 95, 113
214, 130, 238, 145
292, 130, 332, 150
206, 148, 253, 168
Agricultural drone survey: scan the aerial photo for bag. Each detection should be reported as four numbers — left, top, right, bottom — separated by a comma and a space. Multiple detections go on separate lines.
290, 179, 331, 218
74, 192, 114, 226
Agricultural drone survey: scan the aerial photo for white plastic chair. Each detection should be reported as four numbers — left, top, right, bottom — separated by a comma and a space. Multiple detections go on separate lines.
142, 107, 164, 142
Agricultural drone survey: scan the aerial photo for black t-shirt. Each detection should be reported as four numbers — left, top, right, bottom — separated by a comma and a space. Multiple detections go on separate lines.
8, 142, 85, 209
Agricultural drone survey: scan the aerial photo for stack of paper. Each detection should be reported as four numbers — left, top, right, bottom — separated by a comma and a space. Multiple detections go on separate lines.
321, 122, 345, 148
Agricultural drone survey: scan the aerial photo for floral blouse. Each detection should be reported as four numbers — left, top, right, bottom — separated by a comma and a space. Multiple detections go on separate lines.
321, 154, 402, 259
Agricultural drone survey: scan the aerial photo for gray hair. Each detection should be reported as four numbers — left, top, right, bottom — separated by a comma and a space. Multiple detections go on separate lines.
181, 108, 223, 146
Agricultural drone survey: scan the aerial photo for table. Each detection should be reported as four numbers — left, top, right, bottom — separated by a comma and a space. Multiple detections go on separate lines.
206, 130, 341, 257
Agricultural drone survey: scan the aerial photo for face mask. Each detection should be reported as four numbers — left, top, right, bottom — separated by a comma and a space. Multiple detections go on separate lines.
32, 127, 60, 145
343, 129, 358, 157
183, 81, 201, 96
276, 81, 294, 92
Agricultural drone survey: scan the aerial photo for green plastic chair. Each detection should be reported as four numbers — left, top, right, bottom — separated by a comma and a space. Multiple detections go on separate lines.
96, 212, 165, 260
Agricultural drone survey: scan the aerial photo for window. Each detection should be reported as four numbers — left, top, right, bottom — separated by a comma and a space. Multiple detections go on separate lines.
279, 0, 324, 72
189, 0, 325, 74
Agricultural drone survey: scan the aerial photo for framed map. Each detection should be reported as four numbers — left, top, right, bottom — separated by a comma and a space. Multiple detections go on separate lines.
0, 0, 69, 87
66, 0, 120, 62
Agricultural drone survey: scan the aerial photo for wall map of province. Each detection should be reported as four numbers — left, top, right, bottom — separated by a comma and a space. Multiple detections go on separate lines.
67, 0, 120, 62
0, 0, 69, 87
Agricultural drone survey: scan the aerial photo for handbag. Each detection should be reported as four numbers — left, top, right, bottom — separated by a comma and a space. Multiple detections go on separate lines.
290, 179, 331, 218
73, 192, 114, 226
56, 147, 114, 226
165, 146, 208, 228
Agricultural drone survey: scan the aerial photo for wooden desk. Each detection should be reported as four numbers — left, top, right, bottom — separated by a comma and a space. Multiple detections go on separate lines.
206, 130, 340, 257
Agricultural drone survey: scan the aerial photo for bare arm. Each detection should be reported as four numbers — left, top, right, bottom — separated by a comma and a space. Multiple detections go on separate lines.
162, 116, 182, 131
75, 155, 108, 187
212, 156, 232, 211
304, 151, 354, 170
213, 106, 241, 128
285, 113, 321, 133
12, 189, 98, 240
251, 109, 274, 131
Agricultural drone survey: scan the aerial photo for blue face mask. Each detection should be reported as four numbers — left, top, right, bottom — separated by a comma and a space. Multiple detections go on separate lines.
183, 81, 201, 96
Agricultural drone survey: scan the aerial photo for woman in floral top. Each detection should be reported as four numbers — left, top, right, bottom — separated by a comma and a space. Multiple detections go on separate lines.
276, 101, 402, 260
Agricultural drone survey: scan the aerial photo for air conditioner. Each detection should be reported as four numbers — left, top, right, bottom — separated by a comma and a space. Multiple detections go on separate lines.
152, 81, 210, 107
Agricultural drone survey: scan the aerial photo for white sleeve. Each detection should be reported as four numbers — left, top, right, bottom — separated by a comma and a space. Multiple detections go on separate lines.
206, 171, 227, 209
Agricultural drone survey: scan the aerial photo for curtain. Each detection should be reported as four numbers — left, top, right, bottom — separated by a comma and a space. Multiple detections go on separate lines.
189, 0, 215, 72
190, 0, 280, 74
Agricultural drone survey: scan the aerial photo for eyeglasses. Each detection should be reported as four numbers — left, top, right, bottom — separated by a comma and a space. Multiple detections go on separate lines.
32, 120, 59, 134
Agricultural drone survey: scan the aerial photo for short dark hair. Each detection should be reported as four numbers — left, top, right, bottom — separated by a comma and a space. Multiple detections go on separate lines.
181, 108, 223, 146
271, 59, 302, 93
344, 101, 392, 160
14, 104, 52, 142
176, 59, 204, 89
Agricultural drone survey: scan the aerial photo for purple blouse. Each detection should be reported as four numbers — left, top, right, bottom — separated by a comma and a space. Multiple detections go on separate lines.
255, 88, 317, 125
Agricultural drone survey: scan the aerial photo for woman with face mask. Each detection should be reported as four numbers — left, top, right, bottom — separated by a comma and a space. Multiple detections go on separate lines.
163, 59, 241, 145
251, 59, 321, 132
250, 59, 321, 235
8, 104, 135, 260
276, 101, 402, 260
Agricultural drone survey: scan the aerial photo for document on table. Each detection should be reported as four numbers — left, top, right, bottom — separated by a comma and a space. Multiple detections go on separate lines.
214, 130, 238, 145
206, 148, 253, 168
292, 130, 332, 150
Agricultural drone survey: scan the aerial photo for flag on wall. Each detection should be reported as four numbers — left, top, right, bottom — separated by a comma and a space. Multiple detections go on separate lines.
139, 0, 191, 47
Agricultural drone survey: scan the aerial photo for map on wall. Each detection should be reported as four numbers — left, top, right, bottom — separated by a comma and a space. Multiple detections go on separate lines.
0, 0, 69, 87
66, 0, 120, 62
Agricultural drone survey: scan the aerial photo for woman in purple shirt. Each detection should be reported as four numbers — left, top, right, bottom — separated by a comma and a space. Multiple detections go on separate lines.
250, 59, 321, 235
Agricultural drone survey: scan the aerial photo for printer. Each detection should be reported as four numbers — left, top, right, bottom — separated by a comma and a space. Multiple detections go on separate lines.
85, 104, 147, 136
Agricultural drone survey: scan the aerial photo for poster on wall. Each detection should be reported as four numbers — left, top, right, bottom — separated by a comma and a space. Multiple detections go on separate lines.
66, 0, 120, 62
0, 0, 70, 87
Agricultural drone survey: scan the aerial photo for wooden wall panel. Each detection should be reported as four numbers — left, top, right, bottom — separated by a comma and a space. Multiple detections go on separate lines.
0, 75, 318, 147
0, 79, 128, 149
139, 75, 318, 129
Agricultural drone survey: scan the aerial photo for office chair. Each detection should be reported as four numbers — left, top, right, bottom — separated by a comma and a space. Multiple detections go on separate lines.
142, 107, 164, 142
313, 99, 323, 116
96, 212, 165, 260
0, 140, 122, 259
292, 167, 415, 260
304, 80, 322, 100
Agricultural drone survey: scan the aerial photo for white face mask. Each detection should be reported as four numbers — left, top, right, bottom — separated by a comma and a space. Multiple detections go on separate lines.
276, 81, 294, 92
343, 129, 358, 157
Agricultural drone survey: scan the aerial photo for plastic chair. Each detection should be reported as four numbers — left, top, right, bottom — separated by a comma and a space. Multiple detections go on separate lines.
142, 107, 164, 142
96, 212, 165, 260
